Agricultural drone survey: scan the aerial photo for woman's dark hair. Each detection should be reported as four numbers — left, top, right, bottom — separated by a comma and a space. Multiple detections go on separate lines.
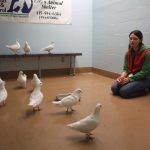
129, 30, 143, 41
129, 30, 143, 49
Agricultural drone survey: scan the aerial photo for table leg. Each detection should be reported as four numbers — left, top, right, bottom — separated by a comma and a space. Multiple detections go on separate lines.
70, 55, 76, 76
38, 56, 41, 78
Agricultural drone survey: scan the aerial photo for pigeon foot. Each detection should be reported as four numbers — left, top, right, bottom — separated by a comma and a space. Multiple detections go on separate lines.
86, 133, 95, 140
0, 102, 6, 107
66, 107, 75, 113
33, 107, 41, 111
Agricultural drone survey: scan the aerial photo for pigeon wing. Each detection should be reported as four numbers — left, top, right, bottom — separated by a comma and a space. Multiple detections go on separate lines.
61, 95, 76, 107
68, 114, 99, 133
0, 89, 7, 102
52, 95, 75, 107
29, 92, 43, 107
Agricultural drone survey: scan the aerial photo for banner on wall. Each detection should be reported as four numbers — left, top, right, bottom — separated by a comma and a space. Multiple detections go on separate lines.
0, 0, 72, 24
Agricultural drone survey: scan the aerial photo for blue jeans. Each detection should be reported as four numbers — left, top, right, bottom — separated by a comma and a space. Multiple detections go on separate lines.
111, 79, 150, 98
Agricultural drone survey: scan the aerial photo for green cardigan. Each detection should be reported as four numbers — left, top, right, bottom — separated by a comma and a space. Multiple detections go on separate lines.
123, 44, 150, 82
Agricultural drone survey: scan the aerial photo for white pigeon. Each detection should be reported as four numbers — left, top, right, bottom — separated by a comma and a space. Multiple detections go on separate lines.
0, 78, 8, 106
28, 81, 43, 111
55, 93, 72, 101
6, 40, 20, 54
32, 73, 42, 88
17, 71, 27, 88
52, 88, 82, 113
55, 88, 82, 101
41, 41, 55, 54
67, 103, 102, 139
23, 41, 31, 54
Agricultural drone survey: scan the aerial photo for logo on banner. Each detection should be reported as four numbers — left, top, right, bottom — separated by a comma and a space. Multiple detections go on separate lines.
0, 0, 33, 15
0, 0, 72, 24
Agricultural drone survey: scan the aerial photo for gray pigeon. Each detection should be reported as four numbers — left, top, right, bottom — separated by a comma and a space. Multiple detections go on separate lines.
52, 88, 82, 113
67, 103, 102, 139
6, 40, 20, 54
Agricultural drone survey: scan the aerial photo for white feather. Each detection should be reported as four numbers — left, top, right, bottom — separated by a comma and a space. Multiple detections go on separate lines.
55, 88, 82, 101
17, 71, 27, 88
0, 78, 8, 106
24, 41, 31, 54
67, 103, 102, 138
41, 41, 55, 53
55, 93, 72, 101
6, 40, 20, 54
32, 74, 42, 88
52, 88, 82, 112
28, 81, 43, 110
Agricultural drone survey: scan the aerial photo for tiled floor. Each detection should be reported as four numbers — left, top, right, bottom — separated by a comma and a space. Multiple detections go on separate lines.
0, 72, 150, 150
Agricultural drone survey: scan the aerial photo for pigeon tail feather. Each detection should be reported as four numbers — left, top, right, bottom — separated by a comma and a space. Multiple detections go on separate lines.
52, 101, 64, 107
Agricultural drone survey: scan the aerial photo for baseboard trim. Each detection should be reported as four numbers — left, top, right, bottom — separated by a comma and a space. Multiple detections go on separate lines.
76, 67, 92, 73
92, 67, 119, 79
0, 67, 119, 79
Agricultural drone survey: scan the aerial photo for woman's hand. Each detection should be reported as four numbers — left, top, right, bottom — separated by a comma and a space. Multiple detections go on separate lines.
116, 72, 128, 84
120, 77, 129, 84
117, 76, 129, 85
116, 76, 124, 83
